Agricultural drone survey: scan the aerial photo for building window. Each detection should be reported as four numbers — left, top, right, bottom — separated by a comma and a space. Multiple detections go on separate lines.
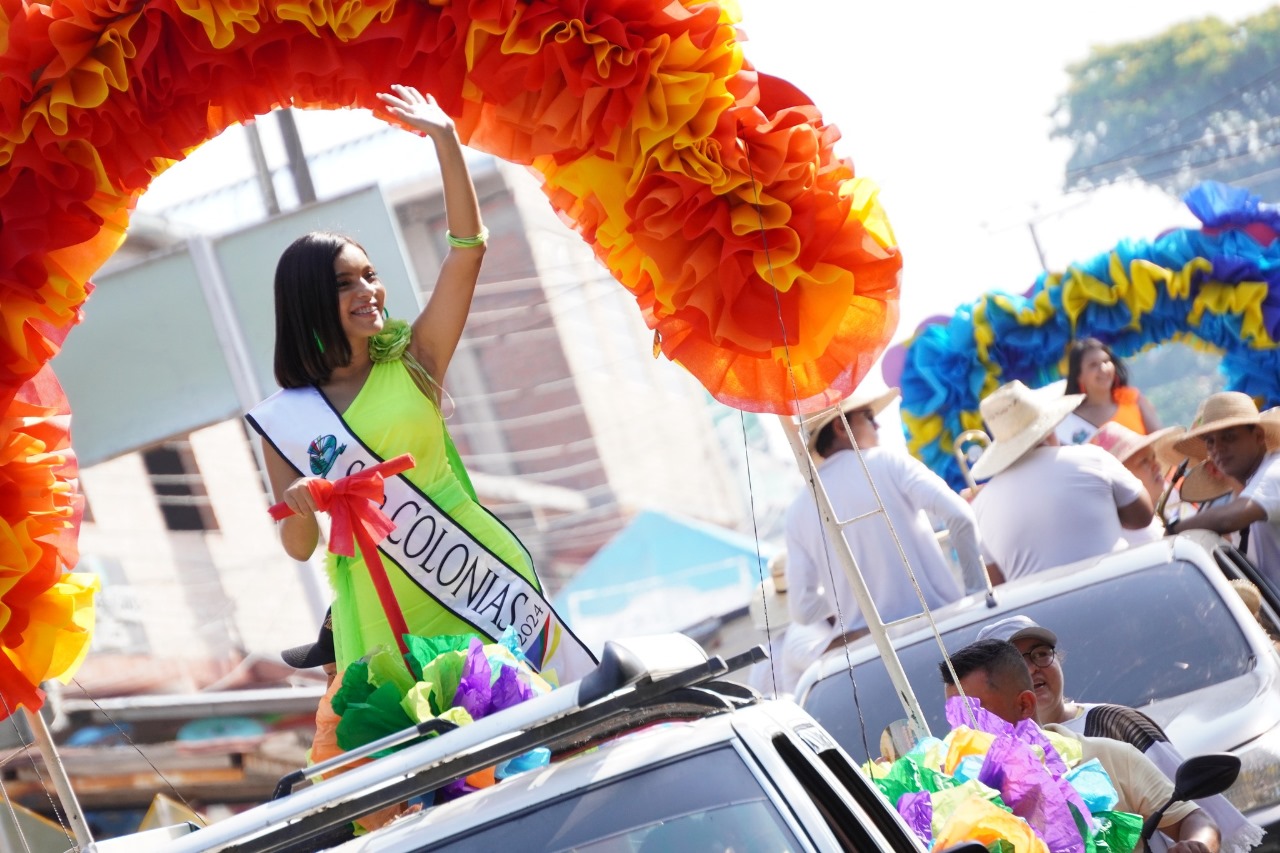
79, 555, 149, 655
142, 441, 218, 531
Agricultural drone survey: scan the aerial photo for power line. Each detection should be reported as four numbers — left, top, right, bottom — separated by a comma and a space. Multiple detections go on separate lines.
1069, 111, 1280, 179
1065, 60, 1280, 180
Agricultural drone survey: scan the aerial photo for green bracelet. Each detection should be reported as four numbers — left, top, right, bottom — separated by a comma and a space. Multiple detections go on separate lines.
446, 226, 489, 248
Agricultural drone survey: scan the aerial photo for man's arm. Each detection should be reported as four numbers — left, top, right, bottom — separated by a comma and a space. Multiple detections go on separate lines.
899, 455, 988, 594
1118, 491, 1155, 530
1165, 809, 1221, 853
784, 509, 834, 626
1170, 496, 1265, 536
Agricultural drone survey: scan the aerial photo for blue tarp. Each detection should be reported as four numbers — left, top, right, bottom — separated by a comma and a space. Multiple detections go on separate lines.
554, 510, 776, 622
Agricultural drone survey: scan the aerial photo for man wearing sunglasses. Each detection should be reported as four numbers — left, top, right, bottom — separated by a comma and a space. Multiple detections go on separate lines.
975, 616, 1258, 853
941, 636, 1222, 853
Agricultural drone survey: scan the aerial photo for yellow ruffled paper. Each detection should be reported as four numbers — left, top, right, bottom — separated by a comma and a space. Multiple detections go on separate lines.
934, 796, 1051, 853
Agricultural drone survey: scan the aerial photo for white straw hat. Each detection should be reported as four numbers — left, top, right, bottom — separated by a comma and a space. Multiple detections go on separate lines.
800, 385, 900, 457
1172, 393, 1280, 458
968, 380, 1084, 481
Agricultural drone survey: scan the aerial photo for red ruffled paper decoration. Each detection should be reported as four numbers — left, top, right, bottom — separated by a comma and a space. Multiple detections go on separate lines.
0, 0, 901, 711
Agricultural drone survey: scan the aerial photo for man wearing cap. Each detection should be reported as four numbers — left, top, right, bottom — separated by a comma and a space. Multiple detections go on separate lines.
940, 638, 1222, 853
969, 380, 1153, 581
784, 386, 987, 657
1167, 393, 1280, 583
282, 608, 337, 683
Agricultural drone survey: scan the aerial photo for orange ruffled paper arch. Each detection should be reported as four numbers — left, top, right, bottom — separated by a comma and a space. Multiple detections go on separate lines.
0, 0, 901, 712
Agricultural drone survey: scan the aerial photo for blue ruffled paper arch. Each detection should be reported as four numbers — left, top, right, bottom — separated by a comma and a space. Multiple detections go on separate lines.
885, 182, 1280, 491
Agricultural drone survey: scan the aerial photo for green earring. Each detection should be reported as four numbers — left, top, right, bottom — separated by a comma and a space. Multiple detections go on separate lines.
312, 329, 325, 354
382, 306, 390, 319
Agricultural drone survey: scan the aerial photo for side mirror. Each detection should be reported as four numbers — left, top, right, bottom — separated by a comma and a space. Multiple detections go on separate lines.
1172, 753, 1241, 802
1139, 753, 1241, 847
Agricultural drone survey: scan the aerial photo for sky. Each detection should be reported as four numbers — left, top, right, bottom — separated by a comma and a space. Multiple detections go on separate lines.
731, 0, 1279, 349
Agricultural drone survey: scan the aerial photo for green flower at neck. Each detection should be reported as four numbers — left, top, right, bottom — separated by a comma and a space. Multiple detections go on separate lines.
368, 318, 411, 364
367, 318, 442, 409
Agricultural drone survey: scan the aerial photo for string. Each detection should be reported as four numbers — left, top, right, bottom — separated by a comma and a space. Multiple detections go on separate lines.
0, 759, 34, 853
68, 680, 209, 826
0, 696, 73, 851
739, 137, 871, 759
737, 411, 775, 697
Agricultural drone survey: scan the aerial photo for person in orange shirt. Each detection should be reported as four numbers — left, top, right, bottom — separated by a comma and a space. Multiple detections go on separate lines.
1055, 338, 1160, 445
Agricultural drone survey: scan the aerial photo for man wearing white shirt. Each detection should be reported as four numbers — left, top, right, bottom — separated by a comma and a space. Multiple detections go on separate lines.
1168, 393, 1280, 586
969, 381, 1153, 581
784, 386, 987, 658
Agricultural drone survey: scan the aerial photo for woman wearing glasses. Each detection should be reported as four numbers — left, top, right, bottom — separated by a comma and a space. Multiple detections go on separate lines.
977, 616, 1261, 853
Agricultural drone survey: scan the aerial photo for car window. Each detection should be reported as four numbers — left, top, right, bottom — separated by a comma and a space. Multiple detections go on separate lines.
804, 561, 1255, 763
418, 746, 804, 852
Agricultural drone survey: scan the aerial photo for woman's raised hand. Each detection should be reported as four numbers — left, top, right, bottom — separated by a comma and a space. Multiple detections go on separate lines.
378, 84, 455, 138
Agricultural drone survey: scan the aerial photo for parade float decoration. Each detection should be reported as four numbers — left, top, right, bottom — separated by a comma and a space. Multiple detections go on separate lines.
888, 182, 1280, 491
871, 698, 1143, 853
0, 0, 902, 713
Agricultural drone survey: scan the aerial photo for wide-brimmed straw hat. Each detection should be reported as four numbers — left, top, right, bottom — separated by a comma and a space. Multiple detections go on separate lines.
1151, 426, 1188, 470
1089, 422, 1182, 466
1173, 392, 1280, 458
749, 552, 791, 631
969, 381, 1084, 481
801, 386, 900, 456
1180, 460, 1239, 502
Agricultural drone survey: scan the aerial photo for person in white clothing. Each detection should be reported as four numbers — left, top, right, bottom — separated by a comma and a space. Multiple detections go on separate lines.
969, 381, 1153, 581
1168, 394, 1280, 587
784, 386, 987, 656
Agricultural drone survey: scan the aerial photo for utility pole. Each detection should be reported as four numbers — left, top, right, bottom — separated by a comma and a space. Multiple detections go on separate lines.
276, 108, 317, 206
1027, 219, 1049, 271
244, 121, 280, 217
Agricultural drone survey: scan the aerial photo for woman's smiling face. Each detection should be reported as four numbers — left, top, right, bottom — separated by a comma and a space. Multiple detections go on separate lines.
334, 242, 385, 343
1079, 347, 1116, 396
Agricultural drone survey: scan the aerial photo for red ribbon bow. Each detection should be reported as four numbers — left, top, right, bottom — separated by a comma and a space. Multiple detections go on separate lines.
270, 454, 415, 656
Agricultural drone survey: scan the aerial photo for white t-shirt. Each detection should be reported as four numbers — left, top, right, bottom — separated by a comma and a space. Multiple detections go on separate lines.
1241, 451, 1280, 587
972, 444, 1146, 580
783, 447, 980, 634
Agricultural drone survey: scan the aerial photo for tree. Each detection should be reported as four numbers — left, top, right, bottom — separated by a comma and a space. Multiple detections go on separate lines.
1054, 8, 1280, 201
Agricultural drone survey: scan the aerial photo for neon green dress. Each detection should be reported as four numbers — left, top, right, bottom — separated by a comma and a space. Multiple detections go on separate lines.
328, 357, 537, 671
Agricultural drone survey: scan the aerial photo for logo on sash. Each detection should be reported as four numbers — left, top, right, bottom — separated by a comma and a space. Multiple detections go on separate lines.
308, 434, 346, 477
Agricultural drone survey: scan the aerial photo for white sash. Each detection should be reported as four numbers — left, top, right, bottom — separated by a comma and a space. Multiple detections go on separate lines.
247, 385, 597, 683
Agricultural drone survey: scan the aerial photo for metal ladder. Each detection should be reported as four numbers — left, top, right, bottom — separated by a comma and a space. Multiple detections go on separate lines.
776, 404, 999, 745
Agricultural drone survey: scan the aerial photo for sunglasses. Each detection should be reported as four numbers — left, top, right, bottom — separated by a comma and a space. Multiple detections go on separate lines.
850, 408, 878, 428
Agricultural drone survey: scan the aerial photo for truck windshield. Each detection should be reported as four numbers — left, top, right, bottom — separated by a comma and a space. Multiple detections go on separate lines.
420, 746, 804, 852
804, 561, 1256, 763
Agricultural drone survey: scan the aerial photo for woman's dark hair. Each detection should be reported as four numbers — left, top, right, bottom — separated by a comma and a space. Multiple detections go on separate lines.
273, 231, 364, 388
1064, 337, 1129, 395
